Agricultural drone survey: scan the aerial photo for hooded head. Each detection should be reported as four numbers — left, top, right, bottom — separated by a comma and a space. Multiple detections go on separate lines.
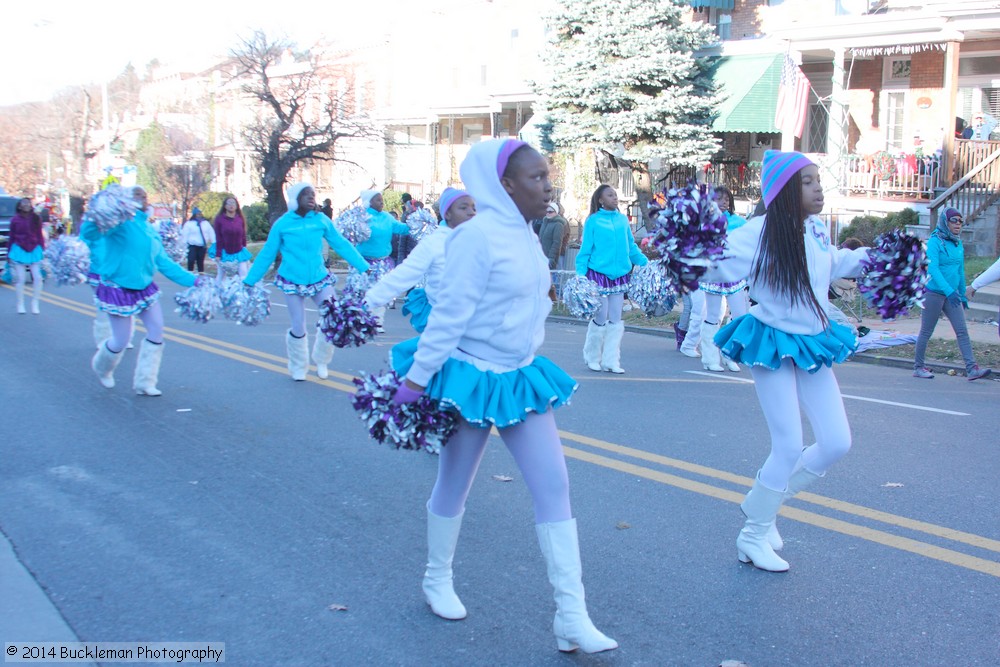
438, 187, 470, 220
460, 139, 545, 226
761, 150, 815, 208
286, 182, 312, 210
935, 207, 963, 243
360, 189, 380, 209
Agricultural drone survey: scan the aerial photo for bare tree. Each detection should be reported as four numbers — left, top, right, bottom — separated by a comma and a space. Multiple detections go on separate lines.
0, 106, 46, 194
229, 31, 379, 220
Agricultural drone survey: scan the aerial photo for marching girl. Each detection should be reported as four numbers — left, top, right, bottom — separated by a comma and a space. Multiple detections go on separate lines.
82, 186, 198, 396
8, 198, 45, 314
212, 195, 252, 280
392, 139, 617, 654
364, 187, 476, 336
705, 151, 869, 572
354, 189, 411, 330
576, 185, 648, 374
243, 182, 370, 381
698, 185, 750, 372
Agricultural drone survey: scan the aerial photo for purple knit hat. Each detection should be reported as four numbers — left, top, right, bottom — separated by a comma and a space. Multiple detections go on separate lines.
438, 187, 470, 219
760, 150, 815, 207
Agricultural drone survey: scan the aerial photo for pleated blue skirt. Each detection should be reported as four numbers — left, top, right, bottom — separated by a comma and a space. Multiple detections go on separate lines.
714, 314, 857, 374
402, 288, 431, 333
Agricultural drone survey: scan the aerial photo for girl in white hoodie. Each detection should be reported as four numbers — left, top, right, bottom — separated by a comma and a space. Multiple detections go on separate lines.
391, 139, 617, 654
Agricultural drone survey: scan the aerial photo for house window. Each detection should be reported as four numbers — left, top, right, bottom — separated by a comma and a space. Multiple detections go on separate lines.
806, 101, 829, 154
884, 91, 906, 152
463, 124, 484, 145
883, 57, 911, 86
717, 14, 732, 40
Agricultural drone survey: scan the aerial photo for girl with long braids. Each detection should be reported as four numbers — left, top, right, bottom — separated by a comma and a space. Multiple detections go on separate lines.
576, 184, 648, 373
391, 139, 617, 654
705, 151, 869, 572
8, 198, 45, 314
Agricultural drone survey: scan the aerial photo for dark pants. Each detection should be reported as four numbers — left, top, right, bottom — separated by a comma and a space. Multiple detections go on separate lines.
187, 245, 207, 272
914, 291, 976, 371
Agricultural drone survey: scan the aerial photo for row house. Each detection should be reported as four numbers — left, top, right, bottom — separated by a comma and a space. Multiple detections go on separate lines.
689, 0, 1000, 254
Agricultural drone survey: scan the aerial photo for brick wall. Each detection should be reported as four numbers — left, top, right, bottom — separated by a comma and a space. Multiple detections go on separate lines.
910, 51, 944, 88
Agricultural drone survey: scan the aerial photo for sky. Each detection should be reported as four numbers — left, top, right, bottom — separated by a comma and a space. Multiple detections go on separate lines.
1, 0, 397, 106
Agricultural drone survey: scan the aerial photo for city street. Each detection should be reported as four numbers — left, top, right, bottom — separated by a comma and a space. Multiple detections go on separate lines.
1, 281, 998, 666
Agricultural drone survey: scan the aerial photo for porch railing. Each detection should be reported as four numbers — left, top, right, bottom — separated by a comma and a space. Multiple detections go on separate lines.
929, 145, 1000, 227
837, 153, 941, 199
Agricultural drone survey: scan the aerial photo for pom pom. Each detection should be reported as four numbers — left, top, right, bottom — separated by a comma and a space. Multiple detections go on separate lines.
318, 294, 379, 348
334, 206, 372, 245
218, 278, 272, 326
174, 278, 222, 323
344, 258, 394, 298
43, 236, 91, 286
156, 220, 186, 265
406, 208, 439, 243
858, 230, 929, 320
351, 370, 459, 454
648, 182, 728, 292
217, 260, 241, 277
628, 261, 678, 316
561, 274, 603, 319
81, 184, 138, 233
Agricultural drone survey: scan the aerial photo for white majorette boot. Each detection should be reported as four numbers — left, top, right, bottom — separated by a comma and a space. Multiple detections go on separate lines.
699, 322, 725, 372
766, 466, 823, 551
679, 314, 702, 358
724, 356, 741, 372
15, 279, 26, 314
311, 331, 334, 380
600, 321, 626, 374
91, 341, 125, 389
583, 321, 605, 372
536, 519, 618, 654
133, 339, 165, 396
93, 313, 112, 349
31, 280, 42, 314
286, 330, 308, 381
423, 506, 467, 620
736, 475, 790, 572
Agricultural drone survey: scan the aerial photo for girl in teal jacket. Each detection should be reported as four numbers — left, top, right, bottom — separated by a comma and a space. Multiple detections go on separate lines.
243, 182, 370, 381
82, 186, 198, 396
575, 185, 647, 374
353, 189, 411, 331
912, 208, 991, 380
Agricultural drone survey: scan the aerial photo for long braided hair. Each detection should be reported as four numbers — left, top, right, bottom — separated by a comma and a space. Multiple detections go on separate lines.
751, 170, 828, 326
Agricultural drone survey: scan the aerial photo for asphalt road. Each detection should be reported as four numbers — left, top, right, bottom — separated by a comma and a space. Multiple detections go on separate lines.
1, 281, 998, 667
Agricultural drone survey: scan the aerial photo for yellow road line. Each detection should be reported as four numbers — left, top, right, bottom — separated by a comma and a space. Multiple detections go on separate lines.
20, 287, 1000, 575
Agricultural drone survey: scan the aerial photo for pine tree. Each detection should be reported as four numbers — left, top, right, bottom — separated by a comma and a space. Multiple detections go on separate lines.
537, 0, 721, 219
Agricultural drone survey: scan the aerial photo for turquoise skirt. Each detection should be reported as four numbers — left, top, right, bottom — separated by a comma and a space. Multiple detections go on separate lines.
402, 288, 431, 333
219, 247, 252, 263
391, 340, 577, 428
8, 244, 43, 264
714, 314, 857, 374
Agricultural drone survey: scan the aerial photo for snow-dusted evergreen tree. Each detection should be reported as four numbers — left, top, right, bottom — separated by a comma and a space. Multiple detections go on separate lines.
536, 0, 721, 217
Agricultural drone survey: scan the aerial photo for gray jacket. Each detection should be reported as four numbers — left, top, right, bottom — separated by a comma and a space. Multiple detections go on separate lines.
537, 215, 567, 270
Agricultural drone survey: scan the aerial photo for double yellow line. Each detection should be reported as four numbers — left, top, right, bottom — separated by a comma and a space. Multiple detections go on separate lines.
20, 286, 1000, 578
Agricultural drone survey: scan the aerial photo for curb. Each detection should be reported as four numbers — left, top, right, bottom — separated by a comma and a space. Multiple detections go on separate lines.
548, 315, 972, 375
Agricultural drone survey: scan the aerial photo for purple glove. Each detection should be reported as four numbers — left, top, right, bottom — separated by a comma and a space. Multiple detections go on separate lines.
393, 382, 423, 405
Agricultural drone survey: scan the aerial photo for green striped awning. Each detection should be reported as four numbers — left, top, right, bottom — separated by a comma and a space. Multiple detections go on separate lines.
690, 0, 735, 9
709, 53, 783, 133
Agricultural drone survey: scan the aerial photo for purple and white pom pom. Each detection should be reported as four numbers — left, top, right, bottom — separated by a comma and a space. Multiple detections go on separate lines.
648, 182, 728, 292
334, 206, 372, 245
174, 278, 222, 323
43, 236, 91, 286
858, 230, 929, 320
406, 208, 439, 243
318, 294, 379, 348
561, 274, 603, 319
82, 184, 138, 233
343, 270, 372, 298
219, 278, 272, 326
157, 221, 187, 264
628, 261, 678, 316
351, 370, 459, 454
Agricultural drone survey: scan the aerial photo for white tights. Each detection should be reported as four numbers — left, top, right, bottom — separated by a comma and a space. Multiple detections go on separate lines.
13, 262, 42, 303
284, 286, 335, 337
750, 361, 852, 492
703, 290, 749, 325
107, 301, 165, 352
593, 293, 625, 325
428, 410, 572, 524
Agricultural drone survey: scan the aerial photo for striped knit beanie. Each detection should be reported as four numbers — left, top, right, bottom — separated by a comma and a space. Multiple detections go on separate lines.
438, 187, 470, 219
760, 150, 815, 207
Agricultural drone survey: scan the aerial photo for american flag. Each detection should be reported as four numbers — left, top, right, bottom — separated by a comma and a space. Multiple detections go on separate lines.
774, 55, 810, 138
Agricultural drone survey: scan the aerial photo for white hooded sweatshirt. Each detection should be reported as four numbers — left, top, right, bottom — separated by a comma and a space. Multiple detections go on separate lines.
405, 140, 552, 387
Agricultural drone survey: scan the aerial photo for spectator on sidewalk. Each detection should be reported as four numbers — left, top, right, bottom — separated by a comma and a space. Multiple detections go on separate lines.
913, 208, 992, 380
181, 207, 216, 273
